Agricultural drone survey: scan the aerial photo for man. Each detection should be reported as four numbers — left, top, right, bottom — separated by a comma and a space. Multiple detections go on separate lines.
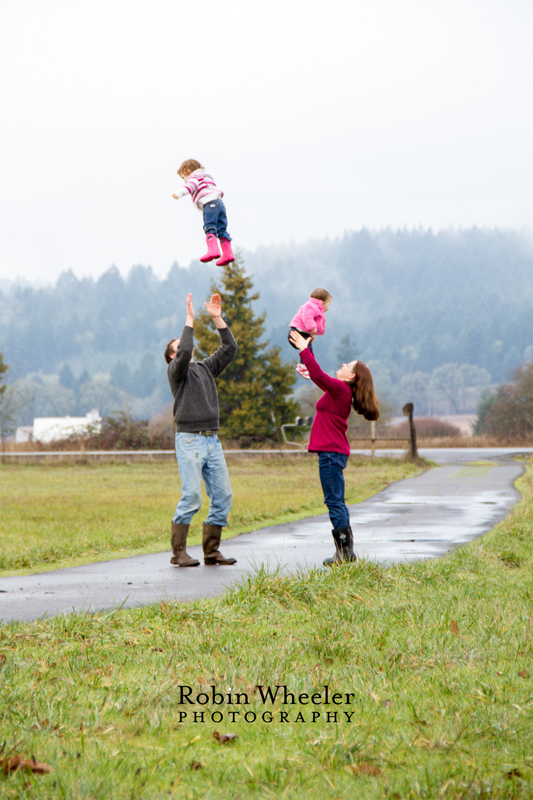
164, 292, 238, 567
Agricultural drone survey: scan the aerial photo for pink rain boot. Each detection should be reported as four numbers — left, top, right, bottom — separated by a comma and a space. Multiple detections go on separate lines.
216, 239, 235, 266
200, 234, 221, 263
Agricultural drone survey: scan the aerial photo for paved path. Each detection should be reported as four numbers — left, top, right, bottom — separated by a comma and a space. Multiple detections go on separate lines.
0, 450, 526, 623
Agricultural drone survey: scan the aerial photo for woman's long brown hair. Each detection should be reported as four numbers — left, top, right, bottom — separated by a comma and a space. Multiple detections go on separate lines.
349, 361, 379, 421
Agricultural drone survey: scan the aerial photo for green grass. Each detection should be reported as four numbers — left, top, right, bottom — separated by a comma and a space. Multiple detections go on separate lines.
0, 457, 420, 575
1, 460, 532, 798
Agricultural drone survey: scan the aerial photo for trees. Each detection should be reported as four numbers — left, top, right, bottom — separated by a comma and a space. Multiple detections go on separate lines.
193, 257, 300, 441
1, 230, 532, 385
474, 362, 533, 441
78, 380, 128, 417
131, 353, 160, 399
0, 355, 26, 454
428, 364, 465, 414
110, 361, 132, 392
15, 376, 76, 423
396, 371, 430, 415
59, 363, 78, 392
335, 333, 359, 365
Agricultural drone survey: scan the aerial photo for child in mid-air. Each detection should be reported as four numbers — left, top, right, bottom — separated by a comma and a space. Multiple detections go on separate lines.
288, 288, 332, 379
172, 159, 235, 266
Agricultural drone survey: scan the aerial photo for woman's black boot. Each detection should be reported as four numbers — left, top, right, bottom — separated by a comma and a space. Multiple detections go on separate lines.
323, 525, 357, 566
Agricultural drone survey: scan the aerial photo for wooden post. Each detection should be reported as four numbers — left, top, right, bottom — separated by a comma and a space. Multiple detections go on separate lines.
402, 402, 418, 460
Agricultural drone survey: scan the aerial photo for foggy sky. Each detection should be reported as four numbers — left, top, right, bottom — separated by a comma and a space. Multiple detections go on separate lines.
1, 0, 532, 283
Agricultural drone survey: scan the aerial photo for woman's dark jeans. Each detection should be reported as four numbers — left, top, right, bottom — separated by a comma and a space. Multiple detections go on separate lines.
318, 451, 350, 529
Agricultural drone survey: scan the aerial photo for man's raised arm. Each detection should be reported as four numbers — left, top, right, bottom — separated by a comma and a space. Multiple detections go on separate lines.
168, 293, 195, 381
202, 294, 238, 377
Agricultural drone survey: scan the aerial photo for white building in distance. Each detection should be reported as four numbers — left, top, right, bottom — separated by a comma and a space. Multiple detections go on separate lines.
16, 409, 101, 444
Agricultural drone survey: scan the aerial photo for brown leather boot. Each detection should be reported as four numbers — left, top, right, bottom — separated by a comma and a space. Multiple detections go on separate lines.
170, 522, 200, 567
202, 523, 237, 565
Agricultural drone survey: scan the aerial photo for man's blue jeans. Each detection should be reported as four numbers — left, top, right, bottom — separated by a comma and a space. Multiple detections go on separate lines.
173, 433, 233, 526
202, 198, 231, 241
318, 451, 350, 530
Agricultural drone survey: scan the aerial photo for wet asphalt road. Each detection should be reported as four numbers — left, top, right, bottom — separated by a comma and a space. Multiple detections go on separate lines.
0, 449, 527, 623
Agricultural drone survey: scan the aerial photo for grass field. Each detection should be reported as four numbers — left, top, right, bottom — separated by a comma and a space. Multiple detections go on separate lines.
0, 459, 532, 798
0, 456, 421, 575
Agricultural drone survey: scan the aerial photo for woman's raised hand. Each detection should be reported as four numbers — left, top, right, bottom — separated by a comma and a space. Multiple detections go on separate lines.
289, 330, 309, 351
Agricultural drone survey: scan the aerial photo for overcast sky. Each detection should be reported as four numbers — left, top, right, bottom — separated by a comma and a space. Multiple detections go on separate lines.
1, 0, 532, 284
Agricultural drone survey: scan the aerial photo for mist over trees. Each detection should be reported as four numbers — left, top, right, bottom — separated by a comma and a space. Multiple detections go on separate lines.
246, 227, 533, 378
1, 227, 532, 424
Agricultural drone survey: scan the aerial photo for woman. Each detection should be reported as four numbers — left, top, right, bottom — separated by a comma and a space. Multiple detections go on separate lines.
289, 331, 379, 565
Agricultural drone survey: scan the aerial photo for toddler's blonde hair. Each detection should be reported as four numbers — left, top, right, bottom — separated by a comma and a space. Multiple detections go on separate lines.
177, 159, 204, 178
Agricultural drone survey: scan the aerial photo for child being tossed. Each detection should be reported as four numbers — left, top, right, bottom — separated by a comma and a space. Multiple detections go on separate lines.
172, 159, 235, 266
288, 288, 332, 379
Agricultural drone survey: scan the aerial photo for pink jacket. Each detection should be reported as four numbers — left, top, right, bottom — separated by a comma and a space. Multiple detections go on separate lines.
290, 297, 326, 336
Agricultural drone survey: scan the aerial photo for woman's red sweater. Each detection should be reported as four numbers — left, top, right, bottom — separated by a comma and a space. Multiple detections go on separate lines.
300, 348, 352, 455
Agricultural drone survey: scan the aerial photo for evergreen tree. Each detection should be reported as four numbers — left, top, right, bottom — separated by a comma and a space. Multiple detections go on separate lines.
473, 389, 497, 436
132, 353, 158, 398
59, 363, 78, 392
335, 332, 360, 365
111, 361, 132, 392
78, 369, 91, 387
193, 257, 300, 441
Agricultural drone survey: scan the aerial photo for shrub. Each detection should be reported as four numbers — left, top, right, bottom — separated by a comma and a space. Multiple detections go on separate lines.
47, 412, 174, 451
474, 362, 533, 442
94, 413, 151, 450
390, 417, 462, 439
147, 404, 175, 449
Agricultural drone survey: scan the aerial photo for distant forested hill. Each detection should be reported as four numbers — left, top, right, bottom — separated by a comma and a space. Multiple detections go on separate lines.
247, 227, 533, 381
1, 228, 532, 423
0, 261, 219, 375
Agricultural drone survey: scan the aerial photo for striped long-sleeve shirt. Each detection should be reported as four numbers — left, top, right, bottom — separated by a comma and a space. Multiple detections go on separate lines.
174, 169, 223, 210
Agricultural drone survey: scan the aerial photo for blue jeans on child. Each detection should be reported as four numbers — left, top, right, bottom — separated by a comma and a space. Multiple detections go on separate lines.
202, 198, 231, 241
318, 451, 350, 529
173, 432, 233, 526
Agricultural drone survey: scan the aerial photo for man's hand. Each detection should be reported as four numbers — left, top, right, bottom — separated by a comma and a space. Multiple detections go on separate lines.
186, 293, 194, 327
205, 294, 227, 329
205, 294, 222, 317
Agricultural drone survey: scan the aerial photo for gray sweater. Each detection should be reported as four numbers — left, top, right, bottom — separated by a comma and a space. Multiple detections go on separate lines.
167, 325, 238, 432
